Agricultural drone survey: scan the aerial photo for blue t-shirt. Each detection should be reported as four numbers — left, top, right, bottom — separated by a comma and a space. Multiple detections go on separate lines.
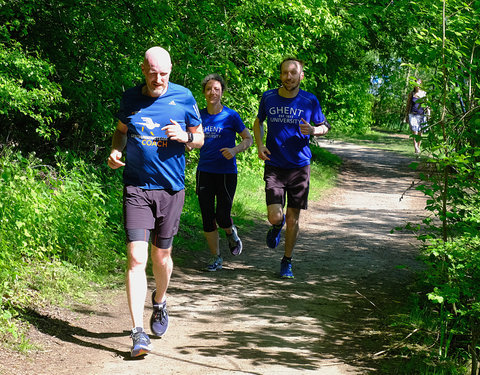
257, 89, 326, 168
117, 82, 202, 190
197, 106, 246, 174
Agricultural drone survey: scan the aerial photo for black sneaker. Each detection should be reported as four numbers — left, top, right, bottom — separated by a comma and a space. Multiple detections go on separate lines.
150, 289, 169, 337
130, 327, 152, 357
227, 225, 243, 256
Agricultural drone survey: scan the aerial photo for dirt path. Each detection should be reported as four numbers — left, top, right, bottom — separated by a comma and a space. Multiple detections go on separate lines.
1, 139, 426, 375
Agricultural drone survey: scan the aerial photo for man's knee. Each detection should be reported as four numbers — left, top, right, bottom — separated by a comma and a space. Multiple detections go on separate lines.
151, 245, 172, 266
285, 208, 300, 227
267, 204, 284, 224
127, 241, 149, 269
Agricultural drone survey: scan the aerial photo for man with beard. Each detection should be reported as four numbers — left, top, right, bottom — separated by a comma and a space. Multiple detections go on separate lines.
253, 57, 330, 279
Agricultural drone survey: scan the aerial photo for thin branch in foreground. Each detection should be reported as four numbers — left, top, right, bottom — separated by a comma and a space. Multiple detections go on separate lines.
374, 328, 420, 357
399, 180, 416, 202
356, 290, 382, 312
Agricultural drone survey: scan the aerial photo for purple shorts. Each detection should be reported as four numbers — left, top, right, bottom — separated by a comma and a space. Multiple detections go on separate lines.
264, 164, 310, 210
123, 186, 185, 245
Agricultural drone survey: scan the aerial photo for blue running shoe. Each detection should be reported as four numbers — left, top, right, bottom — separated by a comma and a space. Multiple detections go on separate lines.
205, 256, 223, 271
266, 215, 285, 248
280, 259, 294, 279
130, 327, 152, 357
150, 290, 169, 337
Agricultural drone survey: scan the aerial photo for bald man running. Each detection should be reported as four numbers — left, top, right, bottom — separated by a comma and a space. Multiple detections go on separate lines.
108, 46, 204, 357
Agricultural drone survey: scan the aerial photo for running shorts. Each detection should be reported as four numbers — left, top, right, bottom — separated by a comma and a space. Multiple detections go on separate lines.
264, 164, 310, 210
123, 186, 185, 247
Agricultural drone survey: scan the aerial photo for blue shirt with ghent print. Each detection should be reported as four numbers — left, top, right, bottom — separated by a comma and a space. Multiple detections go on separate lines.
197, 106, 246, 174
117, 82, 202, 191
257, 89, 326, 169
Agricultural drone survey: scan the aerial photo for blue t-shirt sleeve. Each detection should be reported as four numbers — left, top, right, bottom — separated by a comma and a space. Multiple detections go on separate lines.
184, 91, 202, 129
257, 93, 267, 123
231, 110, 246, 134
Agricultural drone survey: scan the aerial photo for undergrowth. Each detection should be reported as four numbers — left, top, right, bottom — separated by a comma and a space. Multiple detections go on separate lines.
341, 125, 480, 374
0, 142, 340, 351
0, 147, 125, 351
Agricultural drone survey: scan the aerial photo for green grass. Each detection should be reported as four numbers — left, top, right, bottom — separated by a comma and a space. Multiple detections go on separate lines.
310, 144, 342, 200
377, 295, 470, 375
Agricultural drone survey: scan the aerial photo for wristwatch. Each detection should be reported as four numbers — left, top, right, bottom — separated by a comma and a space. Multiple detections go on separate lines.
187, 132, 194, 143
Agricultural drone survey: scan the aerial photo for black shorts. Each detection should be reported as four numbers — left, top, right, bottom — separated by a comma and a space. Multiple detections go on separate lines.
123, 186, 185, 243
264, 164, 310, 210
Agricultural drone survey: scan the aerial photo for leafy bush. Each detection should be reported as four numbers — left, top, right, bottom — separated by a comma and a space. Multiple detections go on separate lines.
0, 147, 125, 346
1, 0, 387, 160
423, 237, 480, 360
0, 42, 66, 141
0, 148, 124, 269
391, 0, 480, 371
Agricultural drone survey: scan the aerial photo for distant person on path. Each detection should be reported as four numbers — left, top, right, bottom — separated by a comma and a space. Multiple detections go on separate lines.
196, 74, 253, 271
405, 78, 429, 154
107, 46, 204, 357
253, 57, 330, 279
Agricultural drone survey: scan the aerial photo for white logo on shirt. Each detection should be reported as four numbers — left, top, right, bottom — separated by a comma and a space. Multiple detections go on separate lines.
169, 100, 176, 106
137, 117, 161, 130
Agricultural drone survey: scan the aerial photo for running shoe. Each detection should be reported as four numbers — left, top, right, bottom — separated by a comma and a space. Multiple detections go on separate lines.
266, 215, 285, 248
130, 327, 152, 357
280, 258, 294, 279
205, 255, 223, 271
227, 225, 243, 256
150, 289, 169, 337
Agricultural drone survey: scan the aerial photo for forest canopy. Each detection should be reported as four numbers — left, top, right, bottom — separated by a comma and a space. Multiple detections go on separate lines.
1, 0, 431, 156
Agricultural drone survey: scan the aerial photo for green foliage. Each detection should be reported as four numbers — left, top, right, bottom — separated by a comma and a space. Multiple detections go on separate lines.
0, 146, 125, 346
0, 42, 65, 141
384, 236, 480, 373
0, 148, 125, 270
0, 0, 384, 156
386, 0, 480, 372
371, 59, 411, 132
0, 0, 478, 371
423, 237, 480, 359
328, 79, 375, 135
381, 295, 469, 374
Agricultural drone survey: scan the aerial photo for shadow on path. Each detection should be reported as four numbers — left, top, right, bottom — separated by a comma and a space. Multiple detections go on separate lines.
4, 140, 426, 375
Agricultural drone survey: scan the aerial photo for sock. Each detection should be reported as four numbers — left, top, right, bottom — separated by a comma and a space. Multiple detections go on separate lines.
153, 298, 166, 307
282, 256, 292, 263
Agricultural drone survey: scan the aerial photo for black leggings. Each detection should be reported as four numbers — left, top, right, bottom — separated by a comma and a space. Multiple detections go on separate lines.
196, 170, 237, 232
